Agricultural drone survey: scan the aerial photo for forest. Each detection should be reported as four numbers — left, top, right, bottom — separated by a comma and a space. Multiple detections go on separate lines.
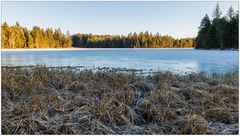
196, 4, 239, 49
1, 22, 194, 48
72, 32, 194, 48
1, 22, 72, 48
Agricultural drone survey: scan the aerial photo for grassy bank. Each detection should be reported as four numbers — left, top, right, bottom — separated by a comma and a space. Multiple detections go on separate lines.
1, 66, 239, 134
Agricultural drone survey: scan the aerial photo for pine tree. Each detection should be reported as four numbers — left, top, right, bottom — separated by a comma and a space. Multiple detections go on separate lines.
195, 14, 211, 48
8, 27, 16, 48
65, 31, 72, 48
206, 25, 221, 49
1, 22, 9, 48
14, 22, 26, 48
231, 11, 239, 49
212, 3, 222, 19
227, 6, 235, 20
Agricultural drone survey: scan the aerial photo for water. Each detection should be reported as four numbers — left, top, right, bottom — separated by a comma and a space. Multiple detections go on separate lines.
1, 48, 239, 74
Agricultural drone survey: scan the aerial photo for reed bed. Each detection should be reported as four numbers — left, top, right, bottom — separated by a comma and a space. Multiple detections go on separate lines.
1, 66, 239, 134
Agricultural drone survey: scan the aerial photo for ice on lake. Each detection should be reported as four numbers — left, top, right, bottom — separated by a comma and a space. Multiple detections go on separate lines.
1, 48, 239, 74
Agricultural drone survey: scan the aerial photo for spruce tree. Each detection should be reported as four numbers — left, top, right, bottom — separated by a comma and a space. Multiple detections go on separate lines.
195, 14, 211, 49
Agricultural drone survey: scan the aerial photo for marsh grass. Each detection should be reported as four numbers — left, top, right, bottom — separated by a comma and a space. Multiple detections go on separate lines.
1, 66, 239, 134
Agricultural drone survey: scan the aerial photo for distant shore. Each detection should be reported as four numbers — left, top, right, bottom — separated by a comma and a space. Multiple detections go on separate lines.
196, 48, 239, 51
1, 48, 195, 51
2, 48, 239, 51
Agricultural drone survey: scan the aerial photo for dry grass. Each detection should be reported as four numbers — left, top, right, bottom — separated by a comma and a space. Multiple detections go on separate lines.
181, 114, 208, 134
1, 66, 239, 134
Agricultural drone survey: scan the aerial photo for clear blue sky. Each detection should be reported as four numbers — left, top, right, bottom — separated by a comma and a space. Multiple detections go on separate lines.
2, 1, 238, 38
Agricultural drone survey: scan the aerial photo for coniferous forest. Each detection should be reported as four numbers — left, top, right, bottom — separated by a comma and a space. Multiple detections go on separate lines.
196, 4, 239, 49
1, 4, 238, 49
72, 33, 194, 48
1, 22, 72, 48
1, 22, 194, 48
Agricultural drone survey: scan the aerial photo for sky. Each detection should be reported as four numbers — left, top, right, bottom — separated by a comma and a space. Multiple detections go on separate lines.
1, 1, 239, 38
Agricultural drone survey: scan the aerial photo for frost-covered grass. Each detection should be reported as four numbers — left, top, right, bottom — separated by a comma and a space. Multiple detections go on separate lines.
1, 66, 239, 134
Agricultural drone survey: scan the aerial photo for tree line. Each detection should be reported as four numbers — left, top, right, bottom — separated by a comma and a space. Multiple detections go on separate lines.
1, 22, 195, 48
1, 22, 72, 48
72, 32, 194, 48
196, 4, 239, 49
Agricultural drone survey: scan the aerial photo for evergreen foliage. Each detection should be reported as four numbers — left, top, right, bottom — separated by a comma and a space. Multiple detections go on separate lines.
1, 22, 194, 48
72, 33, 194, 48
1, 22, 72, 48
196, 4, 239, 49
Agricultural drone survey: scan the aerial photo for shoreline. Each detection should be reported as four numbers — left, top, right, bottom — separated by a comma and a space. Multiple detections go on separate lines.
1, 48, 194, 51
2, 65, 238, 76
1, 48, 238, 51
195, 48, 239, 51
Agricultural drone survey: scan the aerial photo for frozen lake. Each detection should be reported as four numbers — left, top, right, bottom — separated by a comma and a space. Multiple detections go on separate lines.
1, 48, 239, 74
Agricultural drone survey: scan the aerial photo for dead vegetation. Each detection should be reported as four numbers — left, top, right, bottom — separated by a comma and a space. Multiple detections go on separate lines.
1, 66, 239, 134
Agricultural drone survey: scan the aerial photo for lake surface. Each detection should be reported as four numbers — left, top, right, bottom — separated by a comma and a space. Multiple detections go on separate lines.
1, 49, 239, 74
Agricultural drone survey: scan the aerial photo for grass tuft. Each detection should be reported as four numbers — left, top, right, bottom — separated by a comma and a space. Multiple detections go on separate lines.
1, 66, 238, 134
